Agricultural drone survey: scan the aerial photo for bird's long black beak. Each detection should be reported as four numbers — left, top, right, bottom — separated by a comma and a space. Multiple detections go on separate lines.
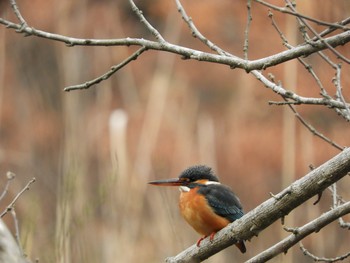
148, 178, 183, 186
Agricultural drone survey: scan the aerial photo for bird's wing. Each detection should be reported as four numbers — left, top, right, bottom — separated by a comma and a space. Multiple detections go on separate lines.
199, 184, 244, 222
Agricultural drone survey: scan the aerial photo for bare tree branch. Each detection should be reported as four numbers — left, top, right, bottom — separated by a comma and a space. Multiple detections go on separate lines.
252, 70, 350, 117
0, 14, 349, 72
246, 201, 350, 263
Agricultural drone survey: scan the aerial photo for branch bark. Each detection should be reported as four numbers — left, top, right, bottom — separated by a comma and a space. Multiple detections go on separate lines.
0, 17, 349, 72
166, 148, 350, 263
246, 201, 350, 263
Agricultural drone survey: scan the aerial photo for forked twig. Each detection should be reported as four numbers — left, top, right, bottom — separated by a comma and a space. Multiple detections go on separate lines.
300, 242, 350, 262
175, 0, 234, 57
268, 10, 329, 97
334, 63, 350, 119
0, 177, 36, 218
128, 0, 166, 43
284, 0, 350, 64
9, 0, 27, 31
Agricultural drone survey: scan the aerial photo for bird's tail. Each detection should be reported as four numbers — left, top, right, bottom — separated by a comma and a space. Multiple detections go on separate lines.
235, 241, 246, 253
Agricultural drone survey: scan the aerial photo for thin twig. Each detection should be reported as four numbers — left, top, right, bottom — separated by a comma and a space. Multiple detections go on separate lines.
9, 0, 27, 31
314, 51, 348, 120
284, 98, 344, 151
330, 184, 350, 229
300, 242, 350, 262
270, 3, 349, 115
0, 172, 16, 201
316, 17, 350, 39
327, 185, 347, 206
64, 47, 147, 91
10, 209, 25, 257
284, 0, 350, 64
268, 11, 336, 99
298, 58, 330, 98
269, 100, 300, 105
314, 54, 349, 119
174, 0, 234, 58
269, 10, 288, 44
252, 70, 350, 111
128, 0, 166, 43
243, 0, 252, 60
338, 217, 350, 229
334, 63, 350, 119
254, 0, 350, 31
0, 177, 36, 218
332, 183, 338, 207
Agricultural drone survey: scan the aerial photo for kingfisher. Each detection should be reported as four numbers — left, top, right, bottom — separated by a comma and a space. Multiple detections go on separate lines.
148, 165, 246, 253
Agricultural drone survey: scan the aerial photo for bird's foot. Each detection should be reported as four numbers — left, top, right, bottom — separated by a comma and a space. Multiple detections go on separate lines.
196, 236, 207, 247
209, 232, 217, 242
196, 232, 217, 247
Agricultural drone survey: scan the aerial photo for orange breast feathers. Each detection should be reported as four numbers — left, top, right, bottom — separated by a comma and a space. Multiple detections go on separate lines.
179, 187, 230, 236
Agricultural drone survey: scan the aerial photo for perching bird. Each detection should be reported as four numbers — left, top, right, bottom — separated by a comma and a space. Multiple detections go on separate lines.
148, 165, 246, 253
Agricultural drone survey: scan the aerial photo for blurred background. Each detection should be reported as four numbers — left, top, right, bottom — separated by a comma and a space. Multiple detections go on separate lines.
0, 0, 349, 262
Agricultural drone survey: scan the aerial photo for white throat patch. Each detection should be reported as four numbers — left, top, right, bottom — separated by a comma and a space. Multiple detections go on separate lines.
179, 186, 190, 192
